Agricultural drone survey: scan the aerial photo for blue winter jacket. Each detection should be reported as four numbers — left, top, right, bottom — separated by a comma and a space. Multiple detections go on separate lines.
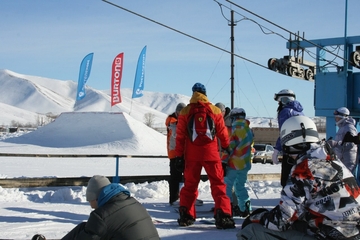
275, 100, 304, 151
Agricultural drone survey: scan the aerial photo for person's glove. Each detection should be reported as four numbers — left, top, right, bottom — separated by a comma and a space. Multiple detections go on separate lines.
272, 149, 279, 165
263, 205, 290, 231
223, 146, 231, 155
242, 208, 269, 229
342, 132, 360, 145
173, 156, 185, 173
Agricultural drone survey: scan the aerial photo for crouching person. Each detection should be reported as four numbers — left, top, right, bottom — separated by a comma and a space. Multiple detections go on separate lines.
237, 116, 360, 240
34, 175, 160, 240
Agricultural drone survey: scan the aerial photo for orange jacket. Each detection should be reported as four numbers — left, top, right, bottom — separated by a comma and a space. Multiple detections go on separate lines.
165, 112, 178, 159
175, 92, 229, 161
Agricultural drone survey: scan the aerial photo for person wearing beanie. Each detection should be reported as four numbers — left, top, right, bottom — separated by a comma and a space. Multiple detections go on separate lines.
174, 83, 235, 229
165, 102, 187, 205
192, 82, 207, 96
215, 102, 226, 114
223, 107, 253, 218
58, 175, 159, 240
214, 102, 239, 212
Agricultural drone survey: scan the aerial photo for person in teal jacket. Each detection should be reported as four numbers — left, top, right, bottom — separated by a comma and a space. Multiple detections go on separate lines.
223, 108, 253, 218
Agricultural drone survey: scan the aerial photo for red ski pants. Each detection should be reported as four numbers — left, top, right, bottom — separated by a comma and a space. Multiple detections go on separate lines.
180, 160, 232, 218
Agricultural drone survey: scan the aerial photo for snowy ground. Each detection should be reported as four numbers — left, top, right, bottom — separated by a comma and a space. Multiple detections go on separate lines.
0, 164, 282, 239
0, 112, 283, 239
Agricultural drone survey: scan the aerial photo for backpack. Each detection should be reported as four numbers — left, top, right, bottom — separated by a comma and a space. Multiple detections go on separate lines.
187, 101, 216, 145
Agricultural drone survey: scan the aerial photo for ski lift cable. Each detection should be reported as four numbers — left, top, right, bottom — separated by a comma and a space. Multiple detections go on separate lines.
206, 39, 230, 87
102, 0, 269, 71
225, 0, 353, 66
299, 45, 342, 69
234, 75, 261, 117
233, 47, 268, 118
233, 59, 261, 117
210, 78, 231, 101
235, 48, 272, 118
216, 0, 348, 69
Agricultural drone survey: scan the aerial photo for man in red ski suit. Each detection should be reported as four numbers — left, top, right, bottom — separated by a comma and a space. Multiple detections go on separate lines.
174, 82, 234, 229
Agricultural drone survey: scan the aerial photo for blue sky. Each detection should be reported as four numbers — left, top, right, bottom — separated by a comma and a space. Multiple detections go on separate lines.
1, 0, 358, 118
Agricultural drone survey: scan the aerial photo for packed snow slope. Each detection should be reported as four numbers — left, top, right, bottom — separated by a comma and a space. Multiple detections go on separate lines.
1, 112, 167, 155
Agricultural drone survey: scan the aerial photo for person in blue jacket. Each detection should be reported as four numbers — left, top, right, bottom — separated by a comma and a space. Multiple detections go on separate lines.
272, 89, 304, 188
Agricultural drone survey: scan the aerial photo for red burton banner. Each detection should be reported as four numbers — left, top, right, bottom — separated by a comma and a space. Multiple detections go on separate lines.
111, 52, 124, 106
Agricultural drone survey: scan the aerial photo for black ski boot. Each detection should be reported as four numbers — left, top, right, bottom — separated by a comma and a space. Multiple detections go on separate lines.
238, 200, 251, 218
32, 234, 46, 240
214, 209, 235, 229
232, 204, 241, 217
177, 206, 195, 226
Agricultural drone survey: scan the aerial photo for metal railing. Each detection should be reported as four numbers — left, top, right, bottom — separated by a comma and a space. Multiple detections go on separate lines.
0, 153, 280, 188
0, 153, 168, 184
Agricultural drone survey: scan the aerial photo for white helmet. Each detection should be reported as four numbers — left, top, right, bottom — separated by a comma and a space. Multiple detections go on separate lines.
274, 89, 296, 104
230, 107, 246, 119
280, 116, 319, 154
334, 107, 350, 118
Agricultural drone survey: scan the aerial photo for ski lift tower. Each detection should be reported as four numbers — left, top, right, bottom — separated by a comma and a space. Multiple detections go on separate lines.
266, 1, 360, 138
286, 35, 360, 138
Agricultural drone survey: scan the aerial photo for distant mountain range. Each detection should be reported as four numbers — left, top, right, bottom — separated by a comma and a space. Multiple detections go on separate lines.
0, 69, 283, 129
0, 69, 191, 128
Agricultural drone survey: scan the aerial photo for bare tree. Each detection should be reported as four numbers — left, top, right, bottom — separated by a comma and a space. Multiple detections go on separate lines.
144, 112, 156, 128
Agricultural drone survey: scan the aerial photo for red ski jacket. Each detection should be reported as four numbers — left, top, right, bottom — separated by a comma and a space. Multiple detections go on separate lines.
175, 92, 229, 161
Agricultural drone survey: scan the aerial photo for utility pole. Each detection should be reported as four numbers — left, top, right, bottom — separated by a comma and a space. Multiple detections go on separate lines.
229, 10, 236, 109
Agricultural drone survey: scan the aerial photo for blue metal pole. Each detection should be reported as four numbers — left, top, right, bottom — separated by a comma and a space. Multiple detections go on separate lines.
326, 117, 337, 140
114, 156, 119, 183
344, 0, 348, 72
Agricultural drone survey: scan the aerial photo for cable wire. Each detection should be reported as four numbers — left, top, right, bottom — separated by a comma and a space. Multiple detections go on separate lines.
225, 0, 354, 66
102, 0, 269, 71
206, 39, 230, 87
214, 0, 288, 41
235, 43, 272, 118
216, 0, 347, 69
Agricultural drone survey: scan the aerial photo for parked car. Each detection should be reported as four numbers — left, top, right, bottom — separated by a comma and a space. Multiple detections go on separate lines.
252, 144, 274, 164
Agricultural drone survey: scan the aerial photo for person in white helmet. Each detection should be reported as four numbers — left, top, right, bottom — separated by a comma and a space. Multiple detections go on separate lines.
237, 116, 360, 240
328, 107, 358, 174
272, 89, 304, 188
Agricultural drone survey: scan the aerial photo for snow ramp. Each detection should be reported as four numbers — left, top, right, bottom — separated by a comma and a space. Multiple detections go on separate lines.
3, 112, 167, 155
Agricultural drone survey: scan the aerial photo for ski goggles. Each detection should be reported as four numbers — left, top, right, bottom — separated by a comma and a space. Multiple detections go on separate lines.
333, 110, 348, 117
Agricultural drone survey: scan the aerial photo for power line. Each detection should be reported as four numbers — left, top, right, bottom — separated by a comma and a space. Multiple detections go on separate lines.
225, 0, 353, 66
234, 43, 272, 118
206, 39, 230, 87
216, 0, 346, 69
101, 0, 269, 71
214, 0, 288, 41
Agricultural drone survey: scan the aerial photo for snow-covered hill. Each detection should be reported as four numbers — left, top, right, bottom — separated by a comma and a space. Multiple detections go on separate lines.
0, 69, 283, 130
0, 69, 192, 128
